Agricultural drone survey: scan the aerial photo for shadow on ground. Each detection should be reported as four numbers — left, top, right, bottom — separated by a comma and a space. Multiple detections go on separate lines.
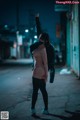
31, 110, 80, 120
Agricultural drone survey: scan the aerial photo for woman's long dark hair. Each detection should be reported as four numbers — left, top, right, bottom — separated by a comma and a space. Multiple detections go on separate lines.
30, 32, 50, 53
39, 32, 50, 45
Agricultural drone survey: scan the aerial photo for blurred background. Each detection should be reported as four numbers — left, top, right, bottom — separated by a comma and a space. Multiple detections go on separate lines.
0, 0, 80, 77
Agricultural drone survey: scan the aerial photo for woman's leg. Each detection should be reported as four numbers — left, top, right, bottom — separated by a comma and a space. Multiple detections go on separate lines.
39, 80, 48, 110
31, 77, 39, 109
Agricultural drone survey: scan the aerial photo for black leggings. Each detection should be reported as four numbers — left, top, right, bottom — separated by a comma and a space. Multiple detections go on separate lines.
31, 77, 48, 110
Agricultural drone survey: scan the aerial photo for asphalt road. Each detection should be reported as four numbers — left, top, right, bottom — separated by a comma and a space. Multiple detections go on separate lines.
0, 65, 33, 120
0, 65, 32, 92
0, 65, 80, 120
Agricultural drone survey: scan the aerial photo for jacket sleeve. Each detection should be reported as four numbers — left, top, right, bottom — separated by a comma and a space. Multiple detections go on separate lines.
35, 16, 43, 38
41, 47, 48, 78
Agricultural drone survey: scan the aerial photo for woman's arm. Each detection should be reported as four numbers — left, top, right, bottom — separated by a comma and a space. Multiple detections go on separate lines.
35, 14, 43, 38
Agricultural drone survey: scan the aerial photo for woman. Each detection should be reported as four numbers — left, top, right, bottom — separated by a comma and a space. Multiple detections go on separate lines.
30, 33, 49, 116
35, 14, 55, 83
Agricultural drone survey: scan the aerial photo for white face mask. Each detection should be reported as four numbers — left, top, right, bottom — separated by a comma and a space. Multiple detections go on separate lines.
39, 34, 42, 39
39, 34, 44, 42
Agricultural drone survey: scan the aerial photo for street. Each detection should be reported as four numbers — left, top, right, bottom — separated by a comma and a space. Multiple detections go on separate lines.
0, 65, 80, 120
0, 65, 33, 120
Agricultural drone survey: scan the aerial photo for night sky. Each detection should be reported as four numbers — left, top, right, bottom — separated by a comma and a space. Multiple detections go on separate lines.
0, 0, 60, 41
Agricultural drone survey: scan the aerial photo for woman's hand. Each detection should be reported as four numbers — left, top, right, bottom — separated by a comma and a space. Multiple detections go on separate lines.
35, 13, 39, 18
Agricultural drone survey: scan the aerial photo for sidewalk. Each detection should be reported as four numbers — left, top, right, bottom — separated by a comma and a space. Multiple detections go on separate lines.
45, 72, 80, 120
1, 58, 33, 65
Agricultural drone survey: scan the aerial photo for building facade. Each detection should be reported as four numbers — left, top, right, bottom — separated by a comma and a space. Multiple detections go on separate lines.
67, 4, 80, 78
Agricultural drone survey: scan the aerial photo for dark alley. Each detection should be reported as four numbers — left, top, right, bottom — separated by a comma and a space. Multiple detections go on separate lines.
0, 0, 80, 120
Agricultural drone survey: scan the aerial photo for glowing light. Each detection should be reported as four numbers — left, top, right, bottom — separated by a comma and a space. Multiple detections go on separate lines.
13, 42, 17, 48
25, 29, 29, 33
34, 35, 37, 39
4, 25, 8, 28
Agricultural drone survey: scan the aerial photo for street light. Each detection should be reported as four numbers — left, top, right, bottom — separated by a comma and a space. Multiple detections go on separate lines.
34, 35, 37, 39
25, 29, 29, 33
33, 35, 38, 43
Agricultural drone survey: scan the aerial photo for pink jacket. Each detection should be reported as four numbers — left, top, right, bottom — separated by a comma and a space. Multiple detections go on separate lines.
32, 44, 48, 80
